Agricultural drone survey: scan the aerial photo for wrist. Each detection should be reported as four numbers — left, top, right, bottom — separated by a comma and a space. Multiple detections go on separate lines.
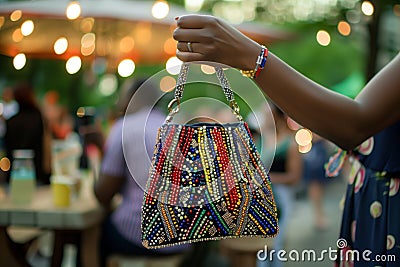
240, 44, 268, 79
241, 43, 263, 70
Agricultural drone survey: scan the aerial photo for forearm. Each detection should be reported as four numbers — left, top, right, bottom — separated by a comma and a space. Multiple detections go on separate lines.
174, 15, 400, 149
255, 53, 366, 150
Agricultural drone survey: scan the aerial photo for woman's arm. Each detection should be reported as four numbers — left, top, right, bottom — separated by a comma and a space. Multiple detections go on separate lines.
173, 15, 400, 150
94, 173, 124, 207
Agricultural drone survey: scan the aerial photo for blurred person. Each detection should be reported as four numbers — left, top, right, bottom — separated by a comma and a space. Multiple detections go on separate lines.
0, 86, 19, 183
1, 86, 19, 120
4, 82, 51, 185
0, 87, 18, 140
42, 91, 74, 140
51, 107, 74, 140
76, 107, 105, 171
173, 14, 400, 266
302, 134, 332, 230
261, 104, 302, 267
94, 78, 188, 267
0, 87, 19, 145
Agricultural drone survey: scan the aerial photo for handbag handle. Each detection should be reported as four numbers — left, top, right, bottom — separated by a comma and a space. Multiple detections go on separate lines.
166, 63, 243, 123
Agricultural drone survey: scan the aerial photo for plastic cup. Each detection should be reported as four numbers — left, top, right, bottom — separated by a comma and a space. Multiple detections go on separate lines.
51, 177, 72, 207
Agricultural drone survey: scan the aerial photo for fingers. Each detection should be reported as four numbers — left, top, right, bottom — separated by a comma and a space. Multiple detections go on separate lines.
176, 41, 204, 62
176, 14, 216, 29
177, 41, 198, 53
176, 50, 204, 62
173, 28, 205, 43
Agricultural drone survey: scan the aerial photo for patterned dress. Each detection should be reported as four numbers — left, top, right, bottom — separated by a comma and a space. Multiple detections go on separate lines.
336, 121, 400, 266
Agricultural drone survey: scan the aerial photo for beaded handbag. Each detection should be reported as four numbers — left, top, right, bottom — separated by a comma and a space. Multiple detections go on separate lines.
141, 63, 278, 249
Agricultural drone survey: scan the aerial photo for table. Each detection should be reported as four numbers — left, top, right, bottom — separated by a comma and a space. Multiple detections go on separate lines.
0, 176, 105, 267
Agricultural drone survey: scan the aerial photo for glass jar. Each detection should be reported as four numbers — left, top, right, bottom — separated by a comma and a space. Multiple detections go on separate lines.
10, 149, 36, 204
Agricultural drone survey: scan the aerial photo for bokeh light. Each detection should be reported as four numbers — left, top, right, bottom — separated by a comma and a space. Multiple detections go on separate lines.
166, 57, 182, 75
66, 1, 81, 20
361, 1, 374, 16
76, 107, 85, 117
118, 59, 135, 77
0, 16, 4, 29
12, 28, 23, 43
295, 128, 313, 146
0, 157, 11, 171
152, 1, 169, 19
80, 17, 94, 33
163, 38, 177, 55
316, 30, 331, 46
99, 74, 118, 96
299, 143, 312, 154
21, 20, 34, 36
185, 0, 204, 12
81, 33, 96, 56
54, 37, 68, 55
13, 53, 26, 70
201, 64, 216, 75
10, 10, 22, 22
338, 21, 351, 36
120, 36, 135, 53
66, 56, 82, 74
134, 23, 152, 46
160, 76, 176, 92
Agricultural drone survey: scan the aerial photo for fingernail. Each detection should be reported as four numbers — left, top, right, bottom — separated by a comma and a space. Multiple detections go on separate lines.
175, 16, 179, 21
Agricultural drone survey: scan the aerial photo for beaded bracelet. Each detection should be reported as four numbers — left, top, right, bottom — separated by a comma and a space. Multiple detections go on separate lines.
240, 45, 268, 79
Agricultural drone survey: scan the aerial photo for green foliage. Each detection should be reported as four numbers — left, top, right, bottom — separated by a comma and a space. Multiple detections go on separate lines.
270, 25, 365, 91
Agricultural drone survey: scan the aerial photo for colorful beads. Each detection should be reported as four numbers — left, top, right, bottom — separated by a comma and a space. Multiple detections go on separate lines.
240, 45, 269, 79
142, 122, 279, 249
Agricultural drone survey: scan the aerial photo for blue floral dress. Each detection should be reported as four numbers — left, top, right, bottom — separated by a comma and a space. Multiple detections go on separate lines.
336, 121, 400, 266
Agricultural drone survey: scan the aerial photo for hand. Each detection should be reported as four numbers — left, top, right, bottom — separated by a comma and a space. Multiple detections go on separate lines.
173, 15, 262, 70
